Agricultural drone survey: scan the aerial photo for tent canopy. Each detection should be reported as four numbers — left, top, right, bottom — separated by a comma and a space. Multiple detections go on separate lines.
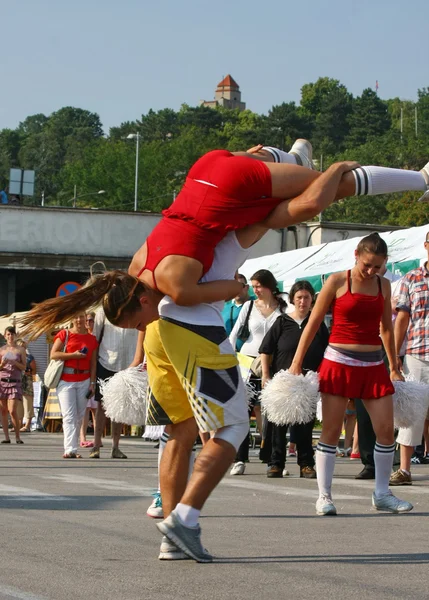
240, 224, 428, 292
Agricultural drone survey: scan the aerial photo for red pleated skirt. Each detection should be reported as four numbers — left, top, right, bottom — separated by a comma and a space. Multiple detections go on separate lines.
318, 358, 394, 400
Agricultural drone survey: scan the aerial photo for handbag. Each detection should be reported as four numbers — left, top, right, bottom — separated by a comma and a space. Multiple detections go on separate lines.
250, 355, 263, 378
236, 301, 254, 343
44, 330, 69, 389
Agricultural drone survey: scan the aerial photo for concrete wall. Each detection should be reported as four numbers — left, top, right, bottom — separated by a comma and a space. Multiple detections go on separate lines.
0, 206, 162, 258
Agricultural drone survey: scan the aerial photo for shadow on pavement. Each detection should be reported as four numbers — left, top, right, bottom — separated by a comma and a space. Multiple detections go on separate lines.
215, 552, 429, 564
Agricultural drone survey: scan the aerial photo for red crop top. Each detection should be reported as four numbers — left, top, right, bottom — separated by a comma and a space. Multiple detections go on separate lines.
138, 218, 223, 287
137, 149, 277, 286
329, 271, 384, 346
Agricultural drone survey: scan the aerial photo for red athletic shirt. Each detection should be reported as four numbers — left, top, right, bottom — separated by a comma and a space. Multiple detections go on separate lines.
329, 271, 384, 346
139, 149, 280, 283
54, 330, 98, 382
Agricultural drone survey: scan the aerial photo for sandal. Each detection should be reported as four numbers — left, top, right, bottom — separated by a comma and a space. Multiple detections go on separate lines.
63, 452, 82, 459
1, 439, 11, 444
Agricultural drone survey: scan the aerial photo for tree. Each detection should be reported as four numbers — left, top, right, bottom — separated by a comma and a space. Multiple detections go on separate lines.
17, 114, 48, 138
300, 77, 353, 153
417, 87, 429, 138
346, 89, 390, 147
265, 102, 312, 149
137, 108, 179, 142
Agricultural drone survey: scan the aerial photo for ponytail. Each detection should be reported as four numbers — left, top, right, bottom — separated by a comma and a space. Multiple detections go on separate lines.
274, 288, 288, 313
18, 270, 148, 339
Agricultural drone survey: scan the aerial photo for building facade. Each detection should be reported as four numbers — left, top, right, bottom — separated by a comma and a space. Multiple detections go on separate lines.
200, 75, 246, 111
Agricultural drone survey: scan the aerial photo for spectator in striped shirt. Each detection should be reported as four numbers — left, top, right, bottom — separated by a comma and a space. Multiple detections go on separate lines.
391, 234, 429, 485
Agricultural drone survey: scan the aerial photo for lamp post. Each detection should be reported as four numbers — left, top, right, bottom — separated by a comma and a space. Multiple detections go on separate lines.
127, 133, 141, 211
70, 189, 106, 208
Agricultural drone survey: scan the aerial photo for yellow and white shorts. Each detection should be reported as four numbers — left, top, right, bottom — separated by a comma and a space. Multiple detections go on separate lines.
144, 317, 248, 432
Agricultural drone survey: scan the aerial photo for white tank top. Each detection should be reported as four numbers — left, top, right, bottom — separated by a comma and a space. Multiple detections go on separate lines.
158, 232, 250, 326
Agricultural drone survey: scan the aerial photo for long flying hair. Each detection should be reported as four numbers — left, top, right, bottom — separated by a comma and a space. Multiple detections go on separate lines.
18, 270, 148, 339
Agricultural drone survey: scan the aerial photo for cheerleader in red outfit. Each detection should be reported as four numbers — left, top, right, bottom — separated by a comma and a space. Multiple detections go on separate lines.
289, 233, 413, 516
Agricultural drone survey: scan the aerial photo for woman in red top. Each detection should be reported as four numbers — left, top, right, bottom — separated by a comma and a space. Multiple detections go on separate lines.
51, 312, 98, 458
289, 233, 413, 516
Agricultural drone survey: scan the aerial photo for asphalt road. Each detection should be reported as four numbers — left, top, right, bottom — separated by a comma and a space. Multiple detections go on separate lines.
0, 433, 428, 600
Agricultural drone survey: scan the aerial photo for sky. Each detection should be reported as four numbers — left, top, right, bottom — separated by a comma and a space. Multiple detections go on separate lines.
1, 0, 428, 135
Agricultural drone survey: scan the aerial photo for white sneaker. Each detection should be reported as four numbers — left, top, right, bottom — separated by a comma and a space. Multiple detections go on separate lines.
158, 536, 190, 560
316, 494, 337, 516
418, 163, 429, 201
282, 468, 290, 477
146, 492, 164, 519
372, 491, 413, 513
289, 139, 316, 170
230, 461, 245, 476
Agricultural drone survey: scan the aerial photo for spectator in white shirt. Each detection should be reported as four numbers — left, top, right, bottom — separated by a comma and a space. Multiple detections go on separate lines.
229, 269, 287, 475
89, 307, 138, 459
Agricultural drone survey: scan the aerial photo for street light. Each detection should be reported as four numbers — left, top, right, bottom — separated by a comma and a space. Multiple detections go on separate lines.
70, 188, 106, 208
127, 133, 141, 212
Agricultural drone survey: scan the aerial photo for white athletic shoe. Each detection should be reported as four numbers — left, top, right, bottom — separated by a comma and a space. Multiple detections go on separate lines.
158, 536, 190, 560
418, 163, 429, 201
289, 139, 316, 170
147, 492, 164, 519
230, 461, 246, 476
316, 494, 337, 516
282, 468, 290, 477
372, 491, 413, 514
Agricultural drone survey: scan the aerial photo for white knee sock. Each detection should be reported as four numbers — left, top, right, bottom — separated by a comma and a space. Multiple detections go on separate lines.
263, 146, 298, 165
173, 503, 201, 528
374, 441, 395, 496
352, 166, 427, 196
316, 442, 337, 497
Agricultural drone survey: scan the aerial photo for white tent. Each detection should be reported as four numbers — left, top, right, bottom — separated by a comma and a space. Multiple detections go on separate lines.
240, 223, 429, 292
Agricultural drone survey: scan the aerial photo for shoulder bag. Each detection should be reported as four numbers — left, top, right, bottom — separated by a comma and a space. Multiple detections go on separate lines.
236, 301, 254, 343
44, 330, 69, 389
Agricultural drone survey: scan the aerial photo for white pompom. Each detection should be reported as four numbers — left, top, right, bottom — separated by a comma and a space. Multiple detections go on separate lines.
260, 370, 319, 425
316, 398, 323, 422
393, 378, 429, 429
99, 365, 147, 426
244, 379, 258, 407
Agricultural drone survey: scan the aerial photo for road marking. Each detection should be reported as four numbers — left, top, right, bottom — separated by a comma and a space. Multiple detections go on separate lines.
221, 479, 368, 501
38, 473, 155, 496
0, 484, 69, 502
0, 585, 48, 600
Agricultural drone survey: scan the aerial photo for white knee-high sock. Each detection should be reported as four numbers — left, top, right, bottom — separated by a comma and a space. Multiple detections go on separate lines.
352, 166, 427, 196
374, 441, 395, 496
316, 442, 337, 497
263, 146, 298, 165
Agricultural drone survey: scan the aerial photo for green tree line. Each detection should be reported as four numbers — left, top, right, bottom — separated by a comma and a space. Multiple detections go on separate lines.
1, 77, 429, 226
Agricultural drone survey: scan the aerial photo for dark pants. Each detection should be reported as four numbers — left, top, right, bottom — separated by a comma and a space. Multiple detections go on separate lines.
266, 419, 315, 469
355, 399, 400, 469
355, 399, 376, 469
235, 409, 251, 463
235, 376, 261, 463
